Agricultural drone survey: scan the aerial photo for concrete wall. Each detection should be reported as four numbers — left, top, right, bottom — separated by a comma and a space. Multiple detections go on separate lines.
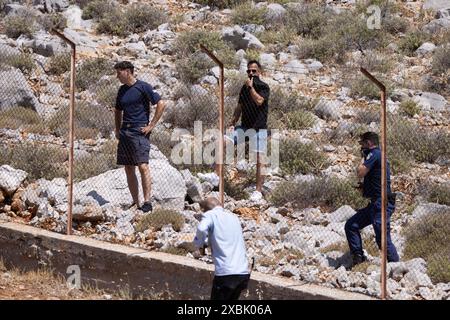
0, 221, 373, 300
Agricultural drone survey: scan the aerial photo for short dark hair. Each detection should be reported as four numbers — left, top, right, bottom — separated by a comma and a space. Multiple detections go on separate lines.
247, 60, 262, 70
114, 61, 134, 74
360, 131, 379, 146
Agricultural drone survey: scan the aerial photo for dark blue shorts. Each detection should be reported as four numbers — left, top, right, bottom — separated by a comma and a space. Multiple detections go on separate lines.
117, 127, 150, 166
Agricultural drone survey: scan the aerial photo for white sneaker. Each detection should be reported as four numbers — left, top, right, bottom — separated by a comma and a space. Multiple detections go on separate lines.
250, 191, 263, 202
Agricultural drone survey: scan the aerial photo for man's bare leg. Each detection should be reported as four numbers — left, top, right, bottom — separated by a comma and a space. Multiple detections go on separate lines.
256, 152, 264, 193
138, 163, 152, 203
125, 165, 139, 206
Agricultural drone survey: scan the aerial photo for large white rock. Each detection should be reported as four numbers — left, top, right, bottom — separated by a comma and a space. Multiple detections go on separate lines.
221, 25, 264, 50
0, 165, 28, 196
31, 30, 68, 57
265, 3, 287, 23
410, 203, 450, 221
328, 205, 356, 223
314, 99, 343, 120
74, 159, 187, 211
0, 68, 44, 116
423, 0, 450, 11
415, 42, 436, 56
282, 59, 309, 74
413, 92, 449, 112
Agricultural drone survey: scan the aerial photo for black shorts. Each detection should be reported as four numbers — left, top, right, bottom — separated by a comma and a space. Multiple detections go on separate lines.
210, 274, 250, 301
117, 127, 150, 166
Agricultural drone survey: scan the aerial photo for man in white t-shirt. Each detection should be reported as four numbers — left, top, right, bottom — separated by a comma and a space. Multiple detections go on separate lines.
193, 197, 250, 300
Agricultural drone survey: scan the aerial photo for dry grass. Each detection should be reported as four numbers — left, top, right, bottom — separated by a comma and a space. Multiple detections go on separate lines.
320, 241, 348, 254
270, 177, 367, 212
258, 248, 304, 267
136, 209, 185, 232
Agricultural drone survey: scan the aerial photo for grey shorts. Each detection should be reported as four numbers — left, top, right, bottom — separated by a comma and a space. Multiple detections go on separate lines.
117, 127, 150, 166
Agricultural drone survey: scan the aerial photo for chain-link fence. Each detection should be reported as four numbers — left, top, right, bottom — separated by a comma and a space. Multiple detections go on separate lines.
0, 15, 449, 300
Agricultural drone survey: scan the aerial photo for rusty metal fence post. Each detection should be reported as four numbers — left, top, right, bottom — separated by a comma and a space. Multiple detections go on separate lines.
52, 29, 76, 236
360, 67, 388, 300
200, 45, 224, 205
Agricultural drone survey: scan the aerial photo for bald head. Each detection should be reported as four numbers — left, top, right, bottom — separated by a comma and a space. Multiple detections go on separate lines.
200, 197, 221, 212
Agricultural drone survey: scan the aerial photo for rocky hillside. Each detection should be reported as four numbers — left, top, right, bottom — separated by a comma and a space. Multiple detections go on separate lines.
0, 0, 449, 300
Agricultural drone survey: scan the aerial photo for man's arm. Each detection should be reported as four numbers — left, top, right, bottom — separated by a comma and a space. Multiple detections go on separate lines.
357, 162, 370, 178
246, 78, 266, 106
249, 86, 265, 106
114, 109, 122, 139
142, 100, 165, 135
193, 214, 212, 249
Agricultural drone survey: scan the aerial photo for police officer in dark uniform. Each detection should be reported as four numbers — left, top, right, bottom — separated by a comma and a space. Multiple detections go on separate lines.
345, 132, 400, 268
114, 61, 165, 212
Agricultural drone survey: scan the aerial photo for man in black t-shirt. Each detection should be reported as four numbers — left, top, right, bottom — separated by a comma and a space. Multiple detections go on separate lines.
228, 60, 270, 201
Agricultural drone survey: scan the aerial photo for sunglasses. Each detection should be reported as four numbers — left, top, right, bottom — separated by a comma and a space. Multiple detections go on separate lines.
246, 69, 258, 74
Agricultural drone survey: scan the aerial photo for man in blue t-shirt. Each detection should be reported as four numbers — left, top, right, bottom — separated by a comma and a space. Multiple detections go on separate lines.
345, 132, 400, 268
114, 61, 166, 213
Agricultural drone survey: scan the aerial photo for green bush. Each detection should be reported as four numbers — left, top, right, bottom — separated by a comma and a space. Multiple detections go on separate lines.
1, 52, 35, 73
270, 110, 315, 130
388, 119, 450, 164
279, 138, 329, 175
48, 102, 114, 138
432, 45, 450, 76
174, 30, 237, 83
74, 140, 118, 181
124, 4, 167, 34
81, 0, 115, 20
427, 183, 450, 206
224, 170, 256, 200
231, 1, 267, 26
399, 99, 420, 117
136, 209, 185, 232
354, 107, 380, 125
257, 28, 296, 49
194, 0, 246, 9
96, 3, 167, 36
75, 57, 113, 91
95, 78, 118, 108
164, 86, 220, 130
96, 9, 128, 37
38, 13, 67, 31
48, 52, 71, 75
296, 9, 385, 62
349, 76, 382, 100
0, 107, 47, 134
398, 30, 428, 56
0, 142, 66, 180
176, 53, 215, 84
387, 145, 413, 175
174, 30, 237, 66
270, 177, 367, 211
296, 35, 342, 62
4, 14, 35, 39
286, 4, 331, 39
403, 209, 450, 284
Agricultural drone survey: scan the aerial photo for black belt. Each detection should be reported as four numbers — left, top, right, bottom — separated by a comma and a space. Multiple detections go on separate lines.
121, 123, 147, 129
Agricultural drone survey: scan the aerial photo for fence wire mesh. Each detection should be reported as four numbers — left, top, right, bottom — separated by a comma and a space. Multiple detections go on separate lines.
0, 6, 449, 300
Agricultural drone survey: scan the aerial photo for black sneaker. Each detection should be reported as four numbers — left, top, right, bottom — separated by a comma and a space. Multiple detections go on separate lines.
139, 201, 153, 213
350, 253, 367, 268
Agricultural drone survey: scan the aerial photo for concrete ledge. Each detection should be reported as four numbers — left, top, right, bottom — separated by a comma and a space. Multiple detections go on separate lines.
0, 221, 373, 300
